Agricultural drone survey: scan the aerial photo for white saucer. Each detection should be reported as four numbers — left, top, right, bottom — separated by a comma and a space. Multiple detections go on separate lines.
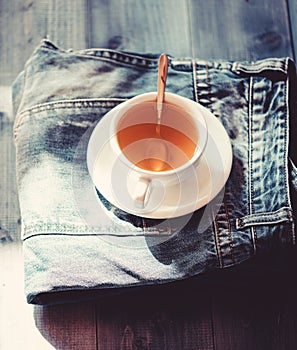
89, 103, 232, 219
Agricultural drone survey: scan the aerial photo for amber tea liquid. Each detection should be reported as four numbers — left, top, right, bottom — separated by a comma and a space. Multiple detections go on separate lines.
116, 101, 198, 172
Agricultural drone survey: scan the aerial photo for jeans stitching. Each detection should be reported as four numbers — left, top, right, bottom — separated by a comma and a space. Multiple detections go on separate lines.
234, 59, 287, 75
40, 39, 159, 69
249, 76, 257, 253
213, 208, 223, 268
13, 98, 127, 134
236, 65, 286, 74
207, 64, 233, 265
224, 199, 235, 264
205, 63, 213, 114
192, 59, 199, 103
235, 208, 293, 229
285, 58, 296, 244
206, 64, 223, 268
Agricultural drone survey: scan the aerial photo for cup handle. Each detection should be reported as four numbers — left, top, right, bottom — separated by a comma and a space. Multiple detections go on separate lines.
132, 177, 152, 209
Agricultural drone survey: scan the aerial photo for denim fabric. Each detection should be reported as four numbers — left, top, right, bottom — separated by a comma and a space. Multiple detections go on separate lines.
13, 40, 297, 304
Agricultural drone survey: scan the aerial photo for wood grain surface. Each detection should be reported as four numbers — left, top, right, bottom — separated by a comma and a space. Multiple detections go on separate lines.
89, 0, 192, 56
1, 0, 296, 349
188, 0, 293, 60
288, 0, 297, 59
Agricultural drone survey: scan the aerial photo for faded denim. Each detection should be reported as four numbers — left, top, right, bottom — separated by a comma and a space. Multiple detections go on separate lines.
13, 40, 297, 304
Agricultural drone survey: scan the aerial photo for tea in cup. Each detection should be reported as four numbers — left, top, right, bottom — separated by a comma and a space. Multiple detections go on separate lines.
87, 92, 208, 216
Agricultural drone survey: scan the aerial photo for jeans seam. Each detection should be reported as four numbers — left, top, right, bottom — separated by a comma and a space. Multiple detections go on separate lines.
40, 39, 159, 69
285, 58, 296, 244
13, 98, 127, 134
140, 218, 174, 236
248, 76, 257, 253
224, 200, 235, 264
235, 208, 293, 229
205, 63, 213, 114
233, 58, 288, 75
16, 62, 28, 119
192, 59, 199, 102
206, 63, 227, 267
212, 208, 223, 268
206, 64, 224, 268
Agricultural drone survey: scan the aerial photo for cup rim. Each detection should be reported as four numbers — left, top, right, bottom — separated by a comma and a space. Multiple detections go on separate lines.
109, 91, 208, 177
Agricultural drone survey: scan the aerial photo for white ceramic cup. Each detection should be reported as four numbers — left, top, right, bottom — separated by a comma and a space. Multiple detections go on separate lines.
87, 92, 208, 215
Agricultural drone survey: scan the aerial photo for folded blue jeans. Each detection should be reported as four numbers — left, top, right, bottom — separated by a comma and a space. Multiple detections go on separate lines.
13, 40, 297, 304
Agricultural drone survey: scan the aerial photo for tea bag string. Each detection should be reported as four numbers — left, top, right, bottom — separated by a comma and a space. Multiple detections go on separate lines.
156, 53, 169, 133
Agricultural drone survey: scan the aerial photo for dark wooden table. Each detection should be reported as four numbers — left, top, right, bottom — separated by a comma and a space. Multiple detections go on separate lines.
1, 1, 297, 349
